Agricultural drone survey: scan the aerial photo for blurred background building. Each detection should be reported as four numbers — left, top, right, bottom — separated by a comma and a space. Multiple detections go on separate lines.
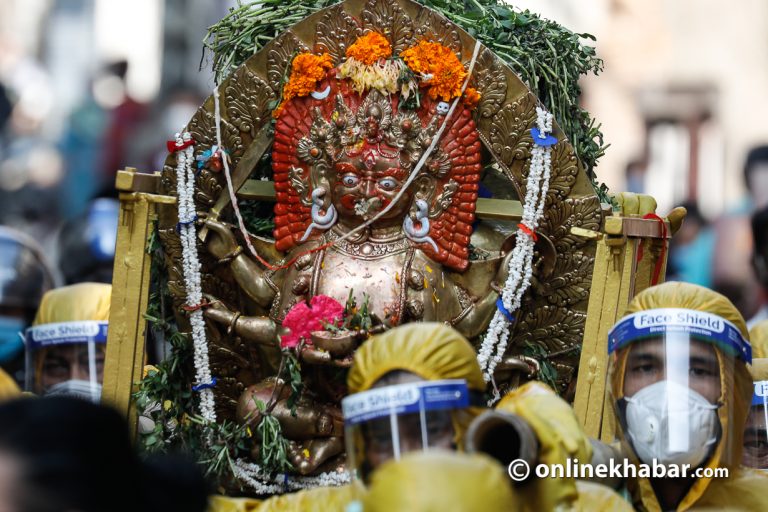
0, 0, 766, 320
514, 0, 768, 323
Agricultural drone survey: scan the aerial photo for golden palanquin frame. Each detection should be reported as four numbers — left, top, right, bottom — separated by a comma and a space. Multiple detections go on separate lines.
101, 0, 672, 444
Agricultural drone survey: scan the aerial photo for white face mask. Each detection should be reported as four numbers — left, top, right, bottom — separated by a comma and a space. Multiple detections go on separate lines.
45, 380, 102, 403
624, 380, 720, 469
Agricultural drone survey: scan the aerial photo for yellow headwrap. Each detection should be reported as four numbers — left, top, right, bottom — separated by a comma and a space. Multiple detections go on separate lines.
33, 282, 111, 325
347, 322, 485, 393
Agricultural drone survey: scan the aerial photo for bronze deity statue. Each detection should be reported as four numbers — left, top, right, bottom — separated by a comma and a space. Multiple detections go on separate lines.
155, 0, 605, 480
202, 76, 512, 473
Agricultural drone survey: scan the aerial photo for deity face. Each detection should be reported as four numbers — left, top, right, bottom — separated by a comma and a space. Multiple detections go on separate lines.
329, 145, 414, 227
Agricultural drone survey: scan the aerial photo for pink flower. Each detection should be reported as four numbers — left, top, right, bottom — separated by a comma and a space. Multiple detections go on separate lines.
280, 295, 344, 349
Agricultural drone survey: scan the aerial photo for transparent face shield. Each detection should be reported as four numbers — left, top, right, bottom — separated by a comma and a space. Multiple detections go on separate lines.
24, 321, 108, 402
608, 308, 751, 469
342, 379, 472, 481
743, 380, 768, 470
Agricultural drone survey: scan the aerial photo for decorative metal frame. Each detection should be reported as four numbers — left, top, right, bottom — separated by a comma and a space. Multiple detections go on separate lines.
102, 0, 671, 445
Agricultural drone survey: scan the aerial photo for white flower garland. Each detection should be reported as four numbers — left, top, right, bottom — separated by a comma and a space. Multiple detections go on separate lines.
233, 460, 350, 494
172, 132, 217, 422
477, 107, 554, 399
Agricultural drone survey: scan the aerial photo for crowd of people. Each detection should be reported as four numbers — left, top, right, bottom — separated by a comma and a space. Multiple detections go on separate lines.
0, 100, 768, 507
0, 277, 766, 510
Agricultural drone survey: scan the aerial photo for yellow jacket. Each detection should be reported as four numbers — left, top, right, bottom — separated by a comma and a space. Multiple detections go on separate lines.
208, 483, 361, 512
498, 382, 632, 512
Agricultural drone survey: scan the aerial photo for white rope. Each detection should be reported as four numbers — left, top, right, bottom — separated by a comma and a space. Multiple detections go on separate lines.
213, 86, 263, 265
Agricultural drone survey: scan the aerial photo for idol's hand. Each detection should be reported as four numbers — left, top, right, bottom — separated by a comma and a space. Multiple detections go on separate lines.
299, 346, 354, 368
203, 219, 240, 260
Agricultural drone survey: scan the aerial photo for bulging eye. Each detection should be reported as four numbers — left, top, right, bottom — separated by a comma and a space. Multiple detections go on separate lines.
378, 177, 399, 191
342, 174, 359, 187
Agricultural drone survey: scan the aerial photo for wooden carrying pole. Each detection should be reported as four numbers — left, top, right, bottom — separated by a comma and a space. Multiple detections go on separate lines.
573, 214, 671, 442
101, 168, 175, 437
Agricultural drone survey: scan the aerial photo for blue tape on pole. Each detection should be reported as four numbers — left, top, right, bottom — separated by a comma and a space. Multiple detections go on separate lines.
341, 379, 470, 426
607, 308, 751, 363
25, 321, 108, 348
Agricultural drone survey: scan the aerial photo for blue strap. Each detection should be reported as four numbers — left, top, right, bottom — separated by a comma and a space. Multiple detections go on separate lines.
192, 377, 217, 392
530, 127, 558, 146
496, 297, 515, 323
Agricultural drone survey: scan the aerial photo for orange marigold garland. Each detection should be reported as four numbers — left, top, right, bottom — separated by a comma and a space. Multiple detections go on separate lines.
462, 87, 481, 108
274, 52, 333, 117
400, 41, 467, 102
345, 31, 392, 65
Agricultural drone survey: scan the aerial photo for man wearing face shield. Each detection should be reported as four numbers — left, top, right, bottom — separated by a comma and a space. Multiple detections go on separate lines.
342, 323, 630, 512
743, 321, 768, 470
25, 283, 111, 402
744, 362, 768, 471
608, 282, 768, 511
342, 322, 488, 480
0, 227, 56, 383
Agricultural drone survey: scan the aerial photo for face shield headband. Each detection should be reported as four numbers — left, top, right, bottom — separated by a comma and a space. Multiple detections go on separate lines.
25, 321, 108, 349
753, 380, 768, 407
342, 379, 475, 427
608, 308, 751, 364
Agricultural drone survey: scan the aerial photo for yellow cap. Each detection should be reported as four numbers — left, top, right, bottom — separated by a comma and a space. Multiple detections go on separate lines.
749, 358, 768, 381
33, 283, 111, 325
624, 281, 748, 339
347, 322, 484, 394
